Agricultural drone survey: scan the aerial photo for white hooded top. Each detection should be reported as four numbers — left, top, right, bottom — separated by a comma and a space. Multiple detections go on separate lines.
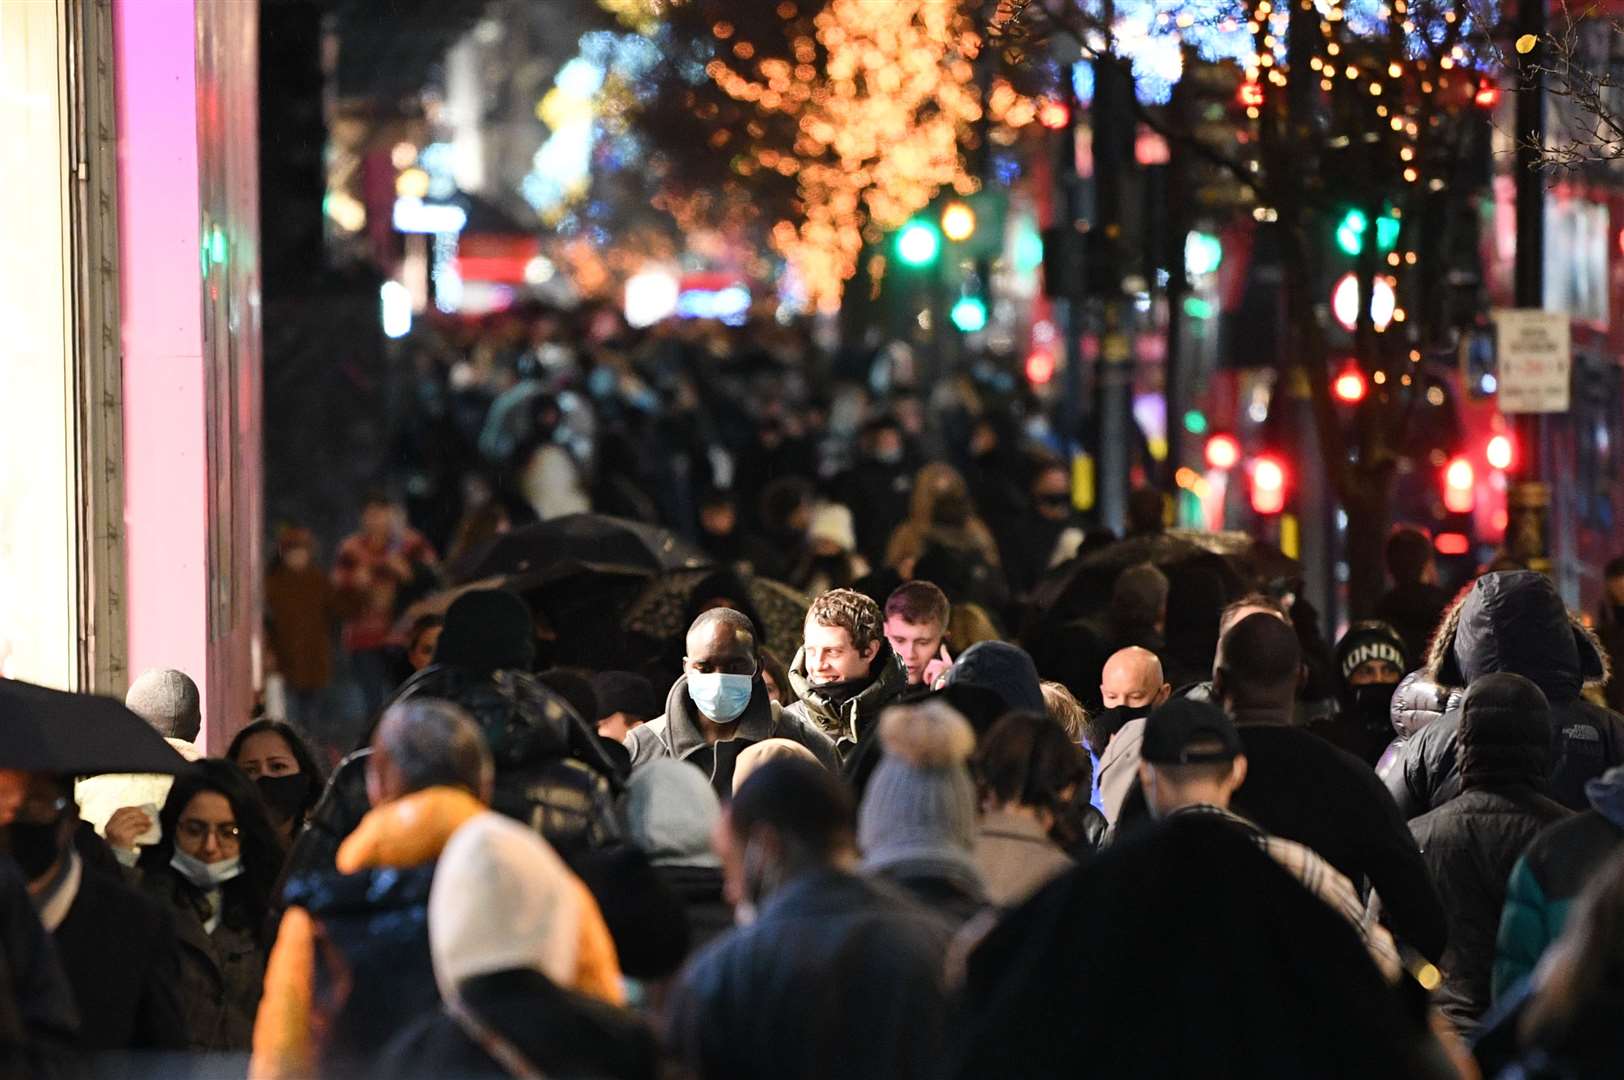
429, 812, 583, 1003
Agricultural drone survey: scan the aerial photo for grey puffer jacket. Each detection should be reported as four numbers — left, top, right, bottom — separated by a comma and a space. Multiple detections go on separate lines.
1386, 571, 1624, 818
1374, 672, 1460, 787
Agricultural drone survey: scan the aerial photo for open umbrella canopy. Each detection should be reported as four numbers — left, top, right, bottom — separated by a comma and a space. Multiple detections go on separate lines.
624, 569, 810, 660
454, 513, 711, 590
0, 680, 191, 775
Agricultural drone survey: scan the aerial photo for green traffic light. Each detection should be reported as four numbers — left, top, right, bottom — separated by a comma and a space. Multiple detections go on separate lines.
1335, 207, 1399, 256
1184, 231, 1223, 276
1183, 409, 1208, 435
896, 221, 941, 266
950, 295, 987, 333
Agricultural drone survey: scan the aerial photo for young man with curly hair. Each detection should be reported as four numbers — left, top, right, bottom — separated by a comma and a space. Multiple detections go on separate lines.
785, 588, 910, 756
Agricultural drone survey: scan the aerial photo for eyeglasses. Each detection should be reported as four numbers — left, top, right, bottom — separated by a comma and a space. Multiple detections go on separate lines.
177, 819, 241, 846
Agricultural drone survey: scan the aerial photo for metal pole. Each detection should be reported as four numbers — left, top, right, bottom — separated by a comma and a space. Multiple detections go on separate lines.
1510, 0, 1549, 572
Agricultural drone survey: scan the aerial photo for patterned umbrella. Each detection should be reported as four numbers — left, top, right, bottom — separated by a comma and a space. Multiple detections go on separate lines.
623, 569, 810, 659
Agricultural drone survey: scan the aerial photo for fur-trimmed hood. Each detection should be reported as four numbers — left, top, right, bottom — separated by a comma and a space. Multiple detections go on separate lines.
1424, 570, 1610, 703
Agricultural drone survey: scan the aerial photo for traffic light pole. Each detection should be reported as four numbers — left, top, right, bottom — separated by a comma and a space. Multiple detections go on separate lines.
1509, 0, 1550, 574
1092, 23, 1136, 535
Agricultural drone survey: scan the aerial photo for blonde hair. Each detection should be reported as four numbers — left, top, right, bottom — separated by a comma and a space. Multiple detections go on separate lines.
1040, 681, 1087, 743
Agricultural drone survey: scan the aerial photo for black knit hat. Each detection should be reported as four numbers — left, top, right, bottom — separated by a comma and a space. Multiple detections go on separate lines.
434, 589, 536, 672
1334, 621, 1409, 685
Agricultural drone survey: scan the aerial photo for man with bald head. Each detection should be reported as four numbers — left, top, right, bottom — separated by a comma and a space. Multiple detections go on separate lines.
1093, 647, 1175, 823
627, 608, 838, 794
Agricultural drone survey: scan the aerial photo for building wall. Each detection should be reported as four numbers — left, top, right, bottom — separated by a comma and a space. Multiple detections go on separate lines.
116, 0, 261, 750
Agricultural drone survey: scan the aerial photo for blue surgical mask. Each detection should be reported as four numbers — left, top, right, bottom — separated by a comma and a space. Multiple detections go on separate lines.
687, 672, 754, 723
171, 849, 243, 890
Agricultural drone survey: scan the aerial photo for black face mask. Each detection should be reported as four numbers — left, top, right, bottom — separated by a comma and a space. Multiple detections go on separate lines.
256, 773, 311, 823
7, 818, 65, 880
1350, 682, 1399, 731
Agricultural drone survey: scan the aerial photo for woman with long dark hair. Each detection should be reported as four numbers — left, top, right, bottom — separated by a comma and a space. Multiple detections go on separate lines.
137, 760, 285, 1051
227, 718, 327, 843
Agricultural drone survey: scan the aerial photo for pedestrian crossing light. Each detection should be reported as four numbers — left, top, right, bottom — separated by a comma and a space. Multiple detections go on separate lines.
950, 295, 988, 333
896, 220, 941, 266
941, 202, 976, 243
1334, 208, 1400, 257
1250, 453, 1288, 515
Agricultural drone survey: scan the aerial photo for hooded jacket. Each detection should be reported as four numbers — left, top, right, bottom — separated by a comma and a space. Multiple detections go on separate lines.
1493, 764, 1624, 998
1407, 674, 1571, 1030
626, 675, 839, 795
1387, 571, 1624, 817
785, 642, 911, 754
250, 787, 623, 1080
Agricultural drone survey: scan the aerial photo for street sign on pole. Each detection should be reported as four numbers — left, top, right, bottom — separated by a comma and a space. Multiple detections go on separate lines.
1493, 309, 1570, 414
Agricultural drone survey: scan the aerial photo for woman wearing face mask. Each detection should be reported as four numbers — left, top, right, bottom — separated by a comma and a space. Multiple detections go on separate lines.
227, 719, 327, 844
136, 760, 285, 1051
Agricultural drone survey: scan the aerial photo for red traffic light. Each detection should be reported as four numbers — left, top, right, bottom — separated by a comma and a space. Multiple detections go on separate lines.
1332, 362, 1368, 405
1443, 455, 1475, 513
1025, 350, 1056, 385
1038, 99, 1070, 130
1237, 79, 1265, 110
1435, 532, 1471, 556
1474, 78, 1501, 109
1250, 453, 1288, 515
1486, 433, 1514, 471
1204, 433, 1241, 471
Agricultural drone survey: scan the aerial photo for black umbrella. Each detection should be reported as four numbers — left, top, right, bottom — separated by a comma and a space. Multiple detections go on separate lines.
1028, 532, 1251, 632
454, 513, 711, 590
0, 680, 190, 775
623, 569, 810, 660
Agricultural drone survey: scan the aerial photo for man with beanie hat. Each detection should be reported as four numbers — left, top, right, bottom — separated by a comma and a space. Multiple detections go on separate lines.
628, 609, 838, 795
591, 672, 658, 742
667, 758, 951, 1080
76, 669, 206, 861
1311, 621, 1409, 766
1409, 673, 1571, 1031
941, 641, 1045, 715
858, 702, 986, 925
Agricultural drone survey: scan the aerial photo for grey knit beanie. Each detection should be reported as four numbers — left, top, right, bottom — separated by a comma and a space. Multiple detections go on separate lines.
858, 702, 978, 871
125, 669, 202, 742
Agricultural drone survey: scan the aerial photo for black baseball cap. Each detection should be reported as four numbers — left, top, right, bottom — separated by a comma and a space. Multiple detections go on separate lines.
1140, 698, 1244, 765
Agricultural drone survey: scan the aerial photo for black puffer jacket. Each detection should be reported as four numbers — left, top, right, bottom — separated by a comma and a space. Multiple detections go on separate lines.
1408, 673, 1571, 1032
1375, 672, 1460, 787
1387, 571, 1624, 817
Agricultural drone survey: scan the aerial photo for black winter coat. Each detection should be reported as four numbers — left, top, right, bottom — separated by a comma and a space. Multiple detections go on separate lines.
375, 968, 657, 1080
1410, 785, 1569, 1031
1388, 571, 1624, 816
282, 862, 440, 1075
0, 860, 79, 1078
52, 866, 188, 1052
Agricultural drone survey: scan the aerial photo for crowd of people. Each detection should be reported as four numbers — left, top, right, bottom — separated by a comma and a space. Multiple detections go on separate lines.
6, 307, 1624, 1077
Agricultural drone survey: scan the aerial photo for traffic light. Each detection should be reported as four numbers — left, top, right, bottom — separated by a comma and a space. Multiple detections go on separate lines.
895, 220, 940, 266
1025, 349, 1056, 385
1334, 208, 1400, 257
1204, 433, 1241, 471
1037, 99, 1070, 129
1332, 273, 1396, 331
1332, 361, 1368, 405
1236, 78, 1264, 110
1474, 78, 1501, 109
1443, 455, 1475, 513
1250, 453, 1288, 515
940, 202, 976, 243
1487, 433, 1515, 471
1184, 231, 1223, 277
950, 294, 988, 333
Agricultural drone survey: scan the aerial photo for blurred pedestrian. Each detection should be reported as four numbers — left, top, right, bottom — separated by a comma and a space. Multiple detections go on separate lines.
376, 813, 657, 1080
882, 464, 1001, 577
1375, 526, 1453, 663
623, 760, 731, 951
1408, 674, 1570, 1031
666, 759, 952, 1080
973, 713, 1085, 908
265, 526, 336, 734
332, 492, 438, 735
858, 702, 987, 925
137, 760, 283, 1051
996, 455, 1087, 599
627, 609, 837, 794
12, 772, 187, 1052
404, 613, 444, 674
786, 589, 910, 754
1594, 555, 1624, 713
592, 671, 659, 743
834, 415, 915, 567
227, 719, 327, 844
1495, 763, 1624, 998
77, 669, 205, 866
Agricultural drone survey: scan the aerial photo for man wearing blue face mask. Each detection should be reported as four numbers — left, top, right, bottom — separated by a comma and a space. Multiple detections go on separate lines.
627, 609, 839, 795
